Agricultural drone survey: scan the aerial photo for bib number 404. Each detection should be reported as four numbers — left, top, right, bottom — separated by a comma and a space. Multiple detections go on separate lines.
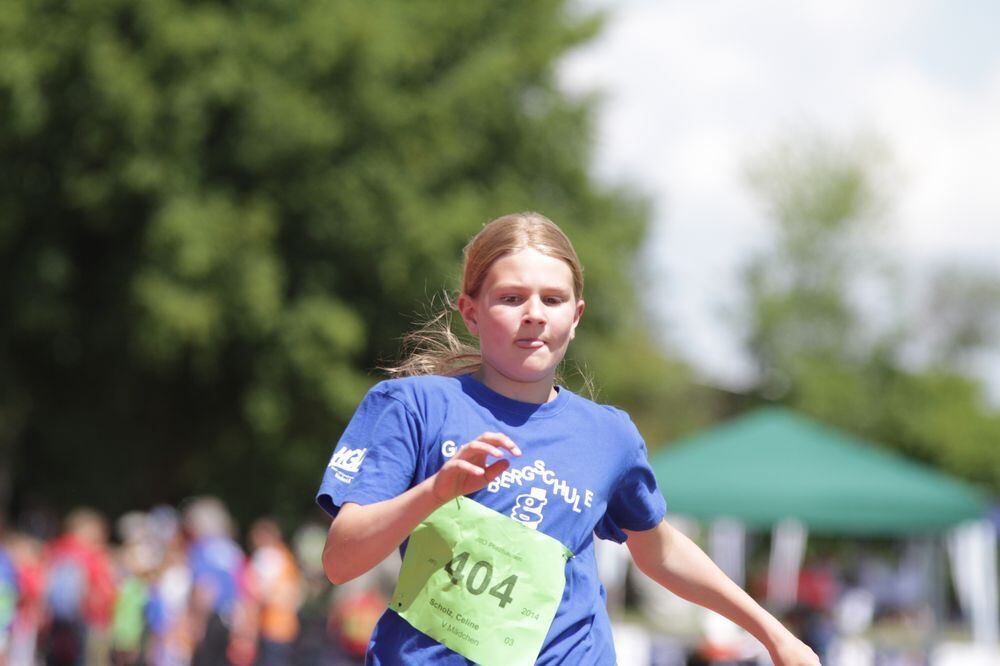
443, 551, 518, 609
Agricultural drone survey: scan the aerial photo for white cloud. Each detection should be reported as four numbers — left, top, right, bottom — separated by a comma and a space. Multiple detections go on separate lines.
560, 0, 1000, 391
869, 63, 1000, 261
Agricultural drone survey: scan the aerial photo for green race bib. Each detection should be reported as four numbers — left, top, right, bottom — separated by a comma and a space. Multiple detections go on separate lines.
390, 496, 572, 666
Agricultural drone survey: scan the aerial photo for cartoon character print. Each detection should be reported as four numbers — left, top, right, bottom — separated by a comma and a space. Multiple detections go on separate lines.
510, 487, 548, 529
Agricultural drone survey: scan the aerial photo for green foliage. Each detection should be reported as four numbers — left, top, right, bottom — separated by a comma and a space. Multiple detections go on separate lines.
742, 133, 1000, 494
1, 0, 705, 524
743, 135, 888, 382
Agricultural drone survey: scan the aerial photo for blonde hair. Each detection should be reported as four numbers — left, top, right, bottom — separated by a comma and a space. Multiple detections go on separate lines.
384, 212, 584, 378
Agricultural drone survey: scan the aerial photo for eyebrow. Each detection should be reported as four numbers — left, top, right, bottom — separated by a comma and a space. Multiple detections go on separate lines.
490, 283, 572, 294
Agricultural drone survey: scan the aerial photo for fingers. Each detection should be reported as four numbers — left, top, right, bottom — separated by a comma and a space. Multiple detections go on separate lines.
449, 458, 509, 489
458, 440, 505, 460
433, 432, 520, 503
482, 458, 510, 483
467, 431, 522, 457
481, 431, 522, 456
450, 432, 521, 479
450, 459, 487, 477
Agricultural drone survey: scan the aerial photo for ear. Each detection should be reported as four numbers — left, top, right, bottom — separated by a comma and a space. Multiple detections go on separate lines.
456, 293, 479, 337
568, 299, 585, 341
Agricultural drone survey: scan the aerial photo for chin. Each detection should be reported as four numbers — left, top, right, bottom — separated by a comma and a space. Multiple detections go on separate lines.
512, 366, 559, 384
489, 364, 550, 385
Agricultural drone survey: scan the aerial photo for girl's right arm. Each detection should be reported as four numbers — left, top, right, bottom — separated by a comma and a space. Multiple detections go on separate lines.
625, 520, 820, 666
322, 432, 521, 585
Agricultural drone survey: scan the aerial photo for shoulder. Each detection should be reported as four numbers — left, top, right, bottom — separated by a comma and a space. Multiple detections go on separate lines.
562, 391, 644, 443
362, 375, 466, 417
367, 375, 461, 401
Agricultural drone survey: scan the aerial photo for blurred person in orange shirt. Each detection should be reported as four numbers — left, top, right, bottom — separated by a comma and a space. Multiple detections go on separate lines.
247, 518, 302, 666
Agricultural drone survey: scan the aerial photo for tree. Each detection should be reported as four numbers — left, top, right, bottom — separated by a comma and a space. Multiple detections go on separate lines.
742, 134, 891, 390
740, 132, 1000, 493
1, 0, 706, 525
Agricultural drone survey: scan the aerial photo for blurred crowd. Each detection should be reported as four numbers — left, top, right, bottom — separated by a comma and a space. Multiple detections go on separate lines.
0, 498, 953, 666
0, 498, 390, 666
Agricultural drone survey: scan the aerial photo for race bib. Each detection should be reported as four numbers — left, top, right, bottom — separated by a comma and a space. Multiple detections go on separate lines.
391, 496, 572, 666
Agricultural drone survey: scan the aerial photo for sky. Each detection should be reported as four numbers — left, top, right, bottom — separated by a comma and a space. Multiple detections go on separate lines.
559, 0, 1000, 394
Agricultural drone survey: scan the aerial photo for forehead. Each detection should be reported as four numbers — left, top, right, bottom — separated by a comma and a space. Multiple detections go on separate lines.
482, 248, 575, 289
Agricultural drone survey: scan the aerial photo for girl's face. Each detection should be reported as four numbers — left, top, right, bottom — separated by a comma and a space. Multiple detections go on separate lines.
458, 248, 584, 403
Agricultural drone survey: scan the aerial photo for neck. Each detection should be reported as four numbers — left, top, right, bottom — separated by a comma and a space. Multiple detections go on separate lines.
472, 366, 557, 404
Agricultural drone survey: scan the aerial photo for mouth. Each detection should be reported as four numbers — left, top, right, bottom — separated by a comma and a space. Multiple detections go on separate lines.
515, 338, 545, 349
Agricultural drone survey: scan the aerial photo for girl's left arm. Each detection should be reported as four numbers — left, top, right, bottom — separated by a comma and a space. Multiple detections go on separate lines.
624, 520, 820, 666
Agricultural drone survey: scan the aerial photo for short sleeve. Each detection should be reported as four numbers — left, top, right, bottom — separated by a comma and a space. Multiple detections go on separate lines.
593, 419, 667, 543
315, 384, 421, 519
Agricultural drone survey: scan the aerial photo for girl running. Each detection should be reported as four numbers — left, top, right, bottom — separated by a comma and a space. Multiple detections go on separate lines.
317, 212, 819, 665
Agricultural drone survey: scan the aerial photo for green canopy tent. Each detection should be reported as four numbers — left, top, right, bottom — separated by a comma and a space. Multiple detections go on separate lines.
644, 407, 998, 648
650, 406, 989, 535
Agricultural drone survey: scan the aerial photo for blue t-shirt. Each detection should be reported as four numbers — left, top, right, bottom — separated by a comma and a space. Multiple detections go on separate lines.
188, 535, 244, 617
316, 374, 667, 665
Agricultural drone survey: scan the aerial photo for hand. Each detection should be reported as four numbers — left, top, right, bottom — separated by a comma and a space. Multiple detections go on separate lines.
431, 431, 521, 503
768, 634, 821, 666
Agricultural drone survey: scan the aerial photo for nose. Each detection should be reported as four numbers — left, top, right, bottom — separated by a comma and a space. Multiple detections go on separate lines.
523, 296, 547, 324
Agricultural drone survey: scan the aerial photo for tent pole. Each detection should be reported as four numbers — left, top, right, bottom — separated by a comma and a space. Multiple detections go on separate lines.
929, 534, 947, 656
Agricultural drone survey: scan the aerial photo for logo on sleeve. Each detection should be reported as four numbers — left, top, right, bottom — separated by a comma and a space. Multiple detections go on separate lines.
328, 447, 368, 477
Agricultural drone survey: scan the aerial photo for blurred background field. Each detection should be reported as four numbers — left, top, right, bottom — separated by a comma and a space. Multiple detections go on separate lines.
1, 1, 997, 664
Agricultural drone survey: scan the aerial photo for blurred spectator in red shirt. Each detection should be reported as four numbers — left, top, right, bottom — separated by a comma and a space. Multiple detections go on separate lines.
798, 557, 841, 611
41, 508, 117, 665
7, 531, 45, 665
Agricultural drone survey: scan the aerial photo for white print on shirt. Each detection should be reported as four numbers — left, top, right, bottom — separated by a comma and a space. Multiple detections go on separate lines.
510, 487, 547, 529
329, 447, 368, 484
487, 459, 595, 514
441, 440, 458, 457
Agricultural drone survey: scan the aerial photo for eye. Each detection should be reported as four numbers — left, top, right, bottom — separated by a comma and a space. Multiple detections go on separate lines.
500, 295, 522, 305
544, 296, 566, 306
